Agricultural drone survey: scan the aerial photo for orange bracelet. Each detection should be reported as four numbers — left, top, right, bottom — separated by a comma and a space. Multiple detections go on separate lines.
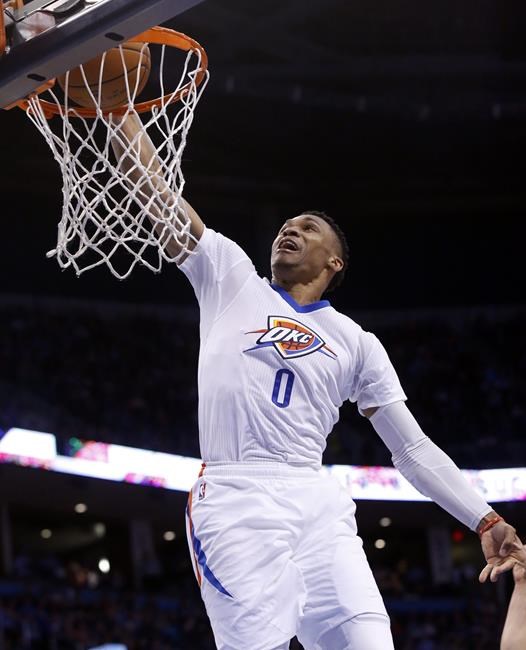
478, 515, 504, 537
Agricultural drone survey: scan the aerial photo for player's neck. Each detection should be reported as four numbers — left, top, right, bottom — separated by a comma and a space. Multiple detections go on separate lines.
272, 279, 324, 306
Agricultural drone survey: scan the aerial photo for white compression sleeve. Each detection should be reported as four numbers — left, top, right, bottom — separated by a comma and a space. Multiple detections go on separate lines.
369, 401, 492, 531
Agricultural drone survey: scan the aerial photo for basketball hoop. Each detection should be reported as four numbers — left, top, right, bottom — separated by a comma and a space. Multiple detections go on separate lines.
14, 26, 209, 279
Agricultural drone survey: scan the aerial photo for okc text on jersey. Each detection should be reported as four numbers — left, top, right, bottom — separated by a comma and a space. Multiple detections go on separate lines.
244, 316, 337, 360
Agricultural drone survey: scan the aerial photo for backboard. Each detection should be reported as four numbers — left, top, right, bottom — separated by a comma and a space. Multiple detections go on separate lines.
0, 0, 206, 109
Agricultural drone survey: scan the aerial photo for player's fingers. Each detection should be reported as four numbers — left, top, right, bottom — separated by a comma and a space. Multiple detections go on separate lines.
490, 558, 517, 582
479, 564, 493, 583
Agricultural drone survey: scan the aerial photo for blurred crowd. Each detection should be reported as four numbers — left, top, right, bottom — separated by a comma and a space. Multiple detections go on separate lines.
0, 297, 524, 469
0, 545, 507, 650
0, 578, 211, 649
0, 299, 198, 458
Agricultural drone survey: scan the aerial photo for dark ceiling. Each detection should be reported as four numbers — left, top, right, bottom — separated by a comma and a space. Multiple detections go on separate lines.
1, 0, 525, 312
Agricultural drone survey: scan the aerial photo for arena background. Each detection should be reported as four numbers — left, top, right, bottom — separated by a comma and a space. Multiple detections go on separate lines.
1, 0, 526, 648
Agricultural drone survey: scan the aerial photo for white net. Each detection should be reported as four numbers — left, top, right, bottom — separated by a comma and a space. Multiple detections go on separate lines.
23, 40, 209, 279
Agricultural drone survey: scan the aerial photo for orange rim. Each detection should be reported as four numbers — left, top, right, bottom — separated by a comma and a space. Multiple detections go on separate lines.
15, 26, 208, 118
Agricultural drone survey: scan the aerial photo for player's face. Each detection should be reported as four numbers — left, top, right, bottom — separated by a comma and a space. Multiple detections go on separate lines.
271, 214, 342, 286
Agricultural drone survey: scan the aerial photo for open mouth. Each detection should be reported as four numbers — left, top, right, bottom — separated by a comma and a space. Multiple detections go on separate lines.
277, 237, 300, 252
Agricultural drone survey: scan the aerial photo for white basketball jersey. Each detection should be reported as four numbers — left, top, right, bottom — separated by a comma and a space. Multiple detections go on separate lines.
180, 228, 406, 468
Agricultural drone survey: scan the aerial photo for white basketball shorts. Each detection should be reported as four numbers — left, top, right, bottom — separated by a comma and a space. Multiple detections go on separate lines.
185, 462, 393, 650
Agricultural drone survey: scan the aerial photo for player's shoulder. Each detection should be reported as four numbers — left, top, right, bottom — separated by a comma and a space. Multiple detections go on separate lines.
325, 306, 367, 344
327, 307, 383, 350
328, 305, 363, 333
205, 227, 254, 258
188, 226, 254, 264
198, 226, 229, 247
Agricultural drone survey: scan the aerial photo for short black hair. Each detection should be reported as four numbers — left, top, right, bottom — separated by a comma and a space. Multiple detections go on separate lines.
303, 210, 349, 293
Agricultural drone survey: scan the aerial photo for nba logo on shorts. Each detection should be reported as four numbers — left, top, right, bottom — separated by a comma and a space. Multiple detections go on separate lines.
198, 481, 207, 501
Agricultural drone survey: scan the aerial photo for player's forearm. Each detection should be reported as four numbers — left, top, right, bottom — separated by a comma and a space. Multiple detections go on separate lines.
501, 582, 526, 650
370, 402, 492, 530
393, 438, 491, 530
110, 113, 204, 258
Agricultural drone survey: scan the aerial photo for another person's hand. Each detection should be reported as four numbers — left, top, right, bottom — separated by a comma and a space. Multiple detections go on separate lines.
512, 561, 526, 584
479, 542, 526, 583
500, 552, 526, 650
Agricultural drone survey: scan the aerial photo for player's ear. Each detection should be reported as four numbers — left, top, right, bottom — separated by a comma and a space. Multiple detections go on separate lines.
328, 255, 344, 274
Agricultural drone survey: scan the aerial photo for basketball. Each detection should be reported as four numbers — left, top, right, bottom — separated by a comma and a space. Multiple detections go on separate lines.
57, 42, 151, 110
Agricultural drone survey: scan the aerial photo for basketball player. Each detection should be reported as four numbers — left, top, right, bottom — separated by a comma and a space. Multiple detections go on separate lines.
112, 114, 521, 650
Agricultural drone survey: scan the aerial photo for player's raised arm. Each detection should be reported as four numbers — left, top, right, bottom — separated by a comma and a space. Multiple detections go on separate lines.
110, 112, 204, 262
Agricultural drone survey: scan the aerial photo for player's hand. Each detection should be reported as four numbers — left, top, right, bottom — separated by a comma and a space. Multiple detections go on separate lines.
512, 561, 526, 584
479, 539, 526, 583
480, 520, 518, 560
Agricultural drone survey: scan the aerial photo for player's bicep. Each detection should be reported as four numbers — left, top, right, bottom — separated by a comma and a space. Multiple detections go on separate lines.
163, 198, 205, 263
181, 198, 205, 242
